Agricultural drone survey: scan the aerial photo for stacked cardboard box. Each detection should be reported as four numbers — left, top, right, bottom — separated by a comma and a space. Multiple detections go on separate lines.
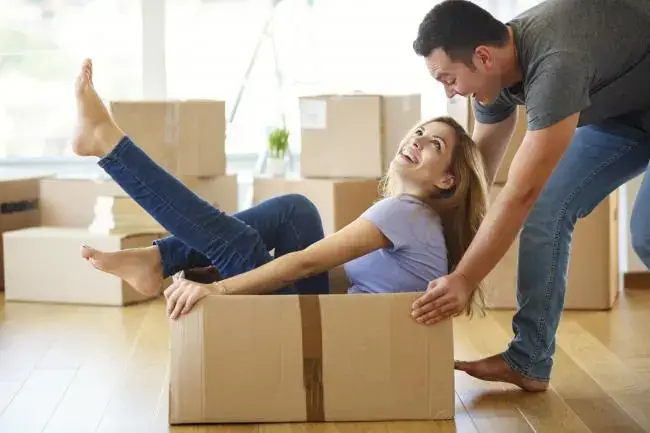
0, 175, 42, 291
253, 93, 422, 293
482, 185, 620, 310
448, 97, 621, 309
4, 99, 239, 305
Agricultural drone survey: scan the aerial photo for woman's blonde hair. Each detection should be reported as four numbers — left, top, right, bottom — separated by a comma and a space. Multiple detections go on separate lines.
379, 115, 490, 317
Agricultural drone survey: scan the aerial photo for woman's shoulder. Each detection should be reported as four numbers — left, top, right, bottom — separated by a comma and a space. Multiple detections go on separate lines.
360, 194, 443, 237
366, 194, 440, 219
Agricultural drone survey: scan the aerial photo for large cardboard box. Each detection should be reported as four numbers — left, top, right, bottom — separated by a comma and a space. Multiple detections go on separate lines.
40, 174, 238, 228
299, 94, 421, 178
0, 176, 42, 290
169, 293, 454, 424
483, 185, 620, 310
3, 227, 166, 306
252, 176, 381, 236
447, 97, 526, 184
110, 100, 226, 177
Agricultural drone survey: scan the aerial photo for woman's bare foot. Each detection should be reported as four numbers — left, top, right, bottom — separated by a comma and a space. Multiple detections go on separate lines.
82, 245, 164, 297
73, 58, 125, 158
455, 354, 549, 392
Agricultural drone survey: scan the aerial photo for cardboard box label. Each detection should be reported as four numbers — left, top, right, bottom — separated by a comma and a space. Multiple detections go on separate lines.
300, 99, 327, 129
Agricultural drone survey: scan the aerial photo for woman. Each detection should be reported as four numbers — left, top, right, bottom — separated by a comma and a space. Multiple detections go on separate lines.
73, 59, 489, 320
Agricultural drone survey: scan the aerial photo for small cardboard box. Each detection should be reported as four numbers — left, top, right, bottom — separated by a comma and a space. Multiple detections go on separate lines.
447, 97, 526, 184
169, 293, 454, 424
110, 100, 226, 178
0, 176, 42, 290
299, 94, 421, 178
483, 185, 620, 310
252, 176, 381, 236
3, 227, 166, 306
40, 174, 239, 228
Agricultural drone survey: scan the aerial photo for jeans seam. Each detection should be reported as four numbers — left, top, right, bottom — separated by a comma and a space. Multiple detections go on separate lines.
100, 140, 259, 272
526, 143, 633, 375
501, 351, 548, 381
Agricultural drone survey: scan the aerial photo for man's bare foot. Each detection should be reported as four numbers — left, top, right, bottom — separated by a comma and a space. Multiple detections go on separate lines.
81, 245, 164, 297
455, 354, 549, 392
73, 58, 125, 158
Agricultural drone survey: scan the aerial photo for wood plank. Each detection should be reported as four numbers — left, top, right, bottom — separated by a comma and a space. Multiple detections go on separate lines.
492, 312, 647, 433
2, 291, 650, 432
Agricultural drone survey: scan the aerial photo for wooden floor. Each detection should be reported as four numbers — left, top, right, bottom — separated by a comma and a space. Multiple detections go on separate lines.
1, 289, 649, 433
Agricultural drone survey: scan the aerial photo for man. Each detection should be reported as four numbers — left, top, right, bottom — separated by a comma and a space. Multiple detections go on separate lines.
409, 0, 650, 392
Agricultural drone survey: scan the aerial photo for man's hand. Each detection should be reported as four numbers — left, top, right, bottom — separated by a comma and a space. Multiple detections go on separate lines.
164, 271, 219, 320
410, 273, 473, 324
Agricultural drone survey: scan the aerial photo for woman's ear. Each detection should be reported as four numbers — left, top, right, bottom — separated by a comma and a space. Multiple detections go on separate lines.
436, 173, 455, 191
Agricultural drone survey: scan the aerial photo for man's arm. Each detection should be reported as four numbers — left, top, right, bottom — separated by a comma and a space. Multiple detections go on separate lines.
455, 111, 580, 287
410, 112, 580, 323
472, 110, 518, 185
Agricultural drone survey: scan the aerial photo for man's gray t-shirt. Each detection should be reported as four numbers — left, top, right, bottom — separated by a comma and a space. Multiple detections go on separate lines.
473, 0, 650, 132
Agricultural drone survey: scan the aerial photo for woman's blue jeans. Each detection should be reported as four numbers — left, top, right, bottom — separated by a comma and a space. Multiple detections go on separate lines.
97, 136, 330, 295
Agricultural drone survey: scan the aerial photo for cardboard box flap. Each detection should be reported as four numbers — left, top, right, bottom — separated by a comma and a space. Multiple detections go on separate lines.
170, 295, 307, 424
319, 293, 453, 421
169, 292, 454, 424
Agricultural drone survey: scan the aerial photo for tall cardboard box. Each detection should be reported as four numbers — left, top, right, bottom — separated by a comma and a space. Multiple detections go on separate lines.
3, 227, 166, 306
0, 176, 42, 290
40, 174, 239, 228
299, 94, 421, 178
252, 176, 381, 236
447, 97, 526, 184
483, 185, 620, 310
169, 293, 454, 424
110, 100, 226, 178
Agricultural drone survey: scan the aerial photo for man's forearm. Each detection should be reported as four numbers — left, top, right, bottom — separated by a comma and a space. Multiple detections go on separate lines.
453, 184, 536, 287
478, 143, 507, 185
472, 114, 517, 185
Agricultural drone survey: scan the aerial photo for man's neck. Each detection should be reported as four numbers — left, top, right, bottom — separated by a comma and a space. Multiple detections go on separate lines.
496, 26, 523, 88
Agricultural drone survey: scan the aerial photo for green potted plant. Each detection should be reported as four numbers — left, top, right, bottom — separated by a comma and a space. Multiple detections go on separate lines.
266, 127, 290, 176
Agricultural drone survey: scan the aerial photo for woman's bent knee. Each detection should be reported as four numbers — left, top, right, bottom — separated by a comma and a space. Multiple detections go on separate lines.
280, 193, 320, 218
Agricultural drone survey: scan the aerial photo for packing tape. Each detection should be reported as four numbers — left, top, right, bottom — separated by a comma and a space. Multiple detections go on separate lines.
164, 103, 180, 172
298, 295, 325, 422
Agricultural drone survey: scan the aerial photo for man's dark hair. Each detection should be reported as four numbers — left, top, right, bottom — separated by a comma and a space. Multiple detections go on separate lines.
413, 0, 508, 66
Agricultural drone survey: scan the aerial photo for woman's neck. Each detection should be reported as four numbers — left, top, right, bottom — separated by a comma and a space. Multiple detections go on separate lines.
395, 180, 429, 201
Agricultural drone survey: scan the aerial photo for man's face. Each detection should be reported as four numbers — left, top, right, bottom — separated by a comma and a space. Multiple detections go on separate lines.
425, 48, 502, 106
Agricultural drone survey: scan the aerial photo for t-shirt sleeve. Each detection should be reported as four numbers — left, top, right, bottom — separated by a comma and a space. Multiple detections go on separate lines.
524, 51, 593, 130
359, 196, 421, 250
472, 93, 517, 125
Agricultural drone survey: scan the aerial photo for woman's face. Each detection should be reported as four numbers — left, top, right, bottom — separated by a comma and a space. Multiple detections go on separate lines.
391, 120, 458, 194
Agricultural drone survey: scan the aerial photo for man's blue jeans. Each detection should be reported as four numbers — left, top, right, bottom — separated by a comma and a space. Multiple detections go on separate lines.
503, 115, 650, 381
97, 136, 330, 296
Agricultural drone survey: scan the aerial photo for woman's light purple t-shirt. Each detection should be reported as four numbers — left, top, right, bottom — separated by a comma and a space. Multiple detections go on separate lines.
344, 194, 449, 294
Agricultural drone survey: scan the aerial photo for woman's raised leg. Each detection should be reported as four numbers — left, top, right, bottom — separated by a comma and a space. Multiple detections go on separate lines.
85, 192, 330, 295
73, 59, 287, 294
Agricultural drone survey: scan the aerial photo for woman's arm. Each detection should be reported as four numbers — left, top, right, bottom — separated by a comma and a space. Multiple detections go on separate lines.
164, 217, 390, 319
215, 217, 391, 295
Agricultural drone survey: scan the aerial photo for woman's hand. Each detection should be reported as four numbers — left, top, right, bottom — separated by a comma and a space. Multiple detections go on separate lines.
164, 271, 223, 320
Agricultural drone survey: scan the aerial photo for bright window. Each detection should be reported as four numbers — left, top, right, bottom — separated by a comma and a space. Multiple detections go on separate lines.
0, 0, 544, 161
0, 0, 141, 159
